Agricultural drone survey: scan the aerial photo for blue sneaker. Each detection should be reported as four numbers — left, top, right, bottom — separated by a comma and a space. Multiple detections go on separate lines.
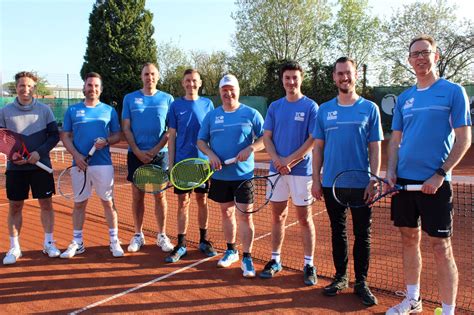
217, 249, 239, 268
164, 246, 187, 263
241, 256, 256, 278
199, 240, 217, 257
259, 259, 282, 279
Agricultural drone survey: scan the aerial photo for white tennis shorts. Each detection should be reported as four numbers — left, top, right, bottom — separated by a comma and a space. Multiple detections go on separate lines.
268, 172, 313, 206
71, 165, 114, 202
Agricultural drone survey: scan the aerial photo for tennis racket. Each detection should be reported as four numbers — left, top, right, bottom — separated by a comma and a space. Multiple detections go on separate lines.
58, 144, 97, 199
0, 128, 53, 173
170, 157, 236, 190
234, 158, 303, 214
332, 169, 423, 208
133, 164, 171, 193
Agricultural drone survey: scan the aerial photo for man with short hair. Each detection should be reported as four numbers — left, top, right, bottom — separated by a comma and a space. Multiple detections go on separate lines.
260, 61, 318, 286
385, 34, 471, 315
312, 57, 383, 306
60, 72, 124, 258
165, 69, 216, 263
197, 74, 264, 278
122, 63, 174, 253
1, 71, 60, 265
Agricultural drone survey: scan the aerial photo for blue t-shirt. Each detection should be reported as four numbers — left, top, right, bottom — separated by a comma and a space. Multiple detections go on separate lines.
122, 90, 174, 152
312, 97, 384, 187
263, 96, 318, 176
392, 78, 472, 181
62, 102, 121, 166
198, 104, 264, 180
168, 97, 214, 162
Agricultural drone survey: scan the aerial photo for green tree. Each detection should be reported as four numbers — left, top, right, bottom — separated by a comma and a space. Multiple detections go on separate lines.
156, 40, 191, 96
331, 0, 380, 68
233, 0, 332, 63
382, 0, 474, 84
191, 50, 230, 96
81, 0, 157, 109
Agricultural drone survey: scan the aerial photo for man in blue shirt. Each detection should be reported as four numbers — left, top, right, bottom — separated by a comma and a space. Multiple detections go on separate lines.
198, 74, 264, 278
386, 35, 471, 315
165, 69, 216, 263
312, 57, 383, 306
1, 71, 60, 265
260, 61, 318, 286
60, 72, 124, 258
122, 63, 174, 254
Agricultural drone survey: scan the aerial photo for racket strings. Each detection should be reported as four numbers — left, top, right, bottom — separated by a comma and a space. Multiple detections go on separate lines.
133, 166, 169, 192
171, 161, 211, 189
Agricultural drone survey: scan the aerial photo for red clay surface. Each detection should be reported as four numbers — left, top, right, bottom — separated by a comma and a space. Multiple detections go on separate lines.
0, 140, 472, 314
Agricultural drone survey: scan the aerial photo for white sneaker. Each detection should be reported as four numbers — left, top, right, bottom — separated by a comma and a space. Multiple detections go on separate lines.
110, 240, 124, 257
217, 249, 239, 268
43, 241, 61, 258
241, 256, 256, 278
156, 234, 174, 252
127, 234, 145, 252
3, 247, 22, 265
386, 293, 422, 314
60, 241, 85, 259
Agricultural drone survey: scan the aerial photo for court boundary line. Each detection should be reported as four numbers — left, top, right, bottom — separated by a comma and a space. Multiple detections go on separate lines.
68, 208, 328, 314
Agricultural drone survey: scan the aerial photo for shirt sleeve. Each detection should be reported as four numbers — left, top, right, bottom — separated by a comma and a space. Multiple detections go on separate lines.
253, 111, 265, 138
368, 103, 384, 142
122, 94, 131, 120
62, 107, 73, 132
197, 111, 211, 142
308, 101, 318, 137
263, 102, 275, 131
167, 101, 177, 129
391, 96, 404, 132
451, 84, 472, 128
312, 109, 325, 140
110, 108, 121, 132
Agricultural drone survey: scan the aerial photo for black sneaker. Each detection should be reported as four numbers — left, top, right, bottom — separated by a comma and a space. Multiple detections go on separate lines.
259, 259, 282, 279
354, 281, 378, 306
303, 264, 317, 286
164, 246, 187, 263
199, 240, 217, 257
323, 274, 349, 296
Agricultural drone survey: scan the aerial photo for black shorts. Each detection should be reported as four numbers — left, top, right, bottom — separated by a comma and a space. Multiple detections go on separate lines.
391, 178, 453, 238
127, 151, 168, 182
208, 178, 253, 204
6, 170, 55, 201
174, 181, 210, 195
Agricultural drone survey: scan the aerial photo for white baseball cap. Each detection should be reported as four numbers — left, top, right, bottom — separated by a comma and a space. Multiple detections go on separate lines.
219, 74, 239, 88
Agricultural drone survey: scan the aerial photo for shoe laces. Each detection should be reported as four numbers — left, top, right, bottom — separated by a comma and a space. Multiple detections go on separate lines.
305, 265, 316, 276
264, 259, 278, 270
7, 248, 20, 255
223, 249, 236, 259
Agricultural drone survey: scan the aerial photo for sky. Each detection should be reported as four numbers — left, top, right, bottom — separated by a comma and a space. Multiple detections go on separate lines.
1, 0, 473, 88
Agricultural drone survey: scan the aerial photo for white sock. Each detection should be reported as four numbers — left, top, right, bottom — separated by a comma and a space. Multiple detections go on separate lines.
73, 230, 83, 244
109, 228, 119, 242
304, 256, 313, 267
271, 252, 281, 264
406, 284, 420, 301
44, 233, 54, 245
10, 236, 20, 249
442, 302, 455, 315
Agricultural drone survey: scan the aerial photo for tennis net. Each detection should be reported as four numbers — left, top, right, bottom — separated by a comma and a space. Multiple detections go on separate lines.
1, 146, 472, 312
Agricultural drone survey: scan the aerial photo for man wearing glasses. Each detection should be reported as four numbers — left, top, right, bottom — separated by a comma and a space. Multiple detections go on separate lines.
385, 35, 471, 315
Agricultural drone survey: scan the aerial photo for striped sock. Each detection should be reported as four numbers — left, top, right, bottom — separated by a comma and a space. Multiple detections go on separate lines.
109, 228, 119, 242
44, 233, 54, 245
304, 256, 314, 267
73, 230, 83, 244
407, 284, 420, 301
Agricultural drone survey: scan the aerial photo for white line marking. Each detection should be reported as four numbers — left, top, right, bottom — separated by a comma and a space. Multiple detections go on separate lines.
69, 254, 220, 315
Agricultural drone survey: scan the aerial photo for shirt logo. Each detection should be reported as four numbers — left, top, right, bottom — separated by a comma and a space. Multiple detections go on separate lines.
327, 111, 337, 120
294, 112, 305, 121
179, 111, 187, 115
403, 98, 414, 109
215, 115, 224, 124
76, 110, 86, 117
134, 97, 144, 105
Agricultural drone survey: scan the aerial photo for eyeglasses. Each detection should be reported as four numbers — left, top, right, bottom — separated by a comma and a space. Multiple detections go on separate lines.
409, 50, 435, 58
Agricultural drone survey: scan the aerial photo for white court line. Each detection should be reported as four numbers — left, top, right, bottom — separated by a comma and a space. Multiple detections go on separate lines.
69, 207, 328, 314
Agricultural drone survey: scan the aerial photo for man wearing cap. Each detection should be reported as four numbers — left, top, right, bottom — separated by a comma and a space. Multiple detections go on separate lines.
197, 74, 265, 278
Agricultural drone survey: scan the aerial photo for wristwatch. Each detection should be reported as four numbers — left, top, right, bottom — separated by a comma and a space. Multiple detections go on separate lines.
435, 167, 446, 177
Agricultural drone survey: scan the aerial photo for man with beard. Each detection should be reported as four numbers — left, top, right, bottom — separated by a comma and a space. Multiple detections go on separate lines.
311, 57, 383, 306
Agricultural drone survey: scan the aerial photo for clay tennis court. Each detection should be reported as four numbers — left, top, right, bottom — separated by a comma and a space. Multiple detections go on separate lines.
1, 141, 472, 314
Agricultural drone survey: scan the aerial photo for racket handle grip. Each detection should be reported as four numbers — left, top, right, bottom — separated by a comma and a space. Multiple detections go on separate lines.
36, 161, 53, 173
224, 157, 236, 165
88, 145, 97, 157
405, 184, 423, 191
